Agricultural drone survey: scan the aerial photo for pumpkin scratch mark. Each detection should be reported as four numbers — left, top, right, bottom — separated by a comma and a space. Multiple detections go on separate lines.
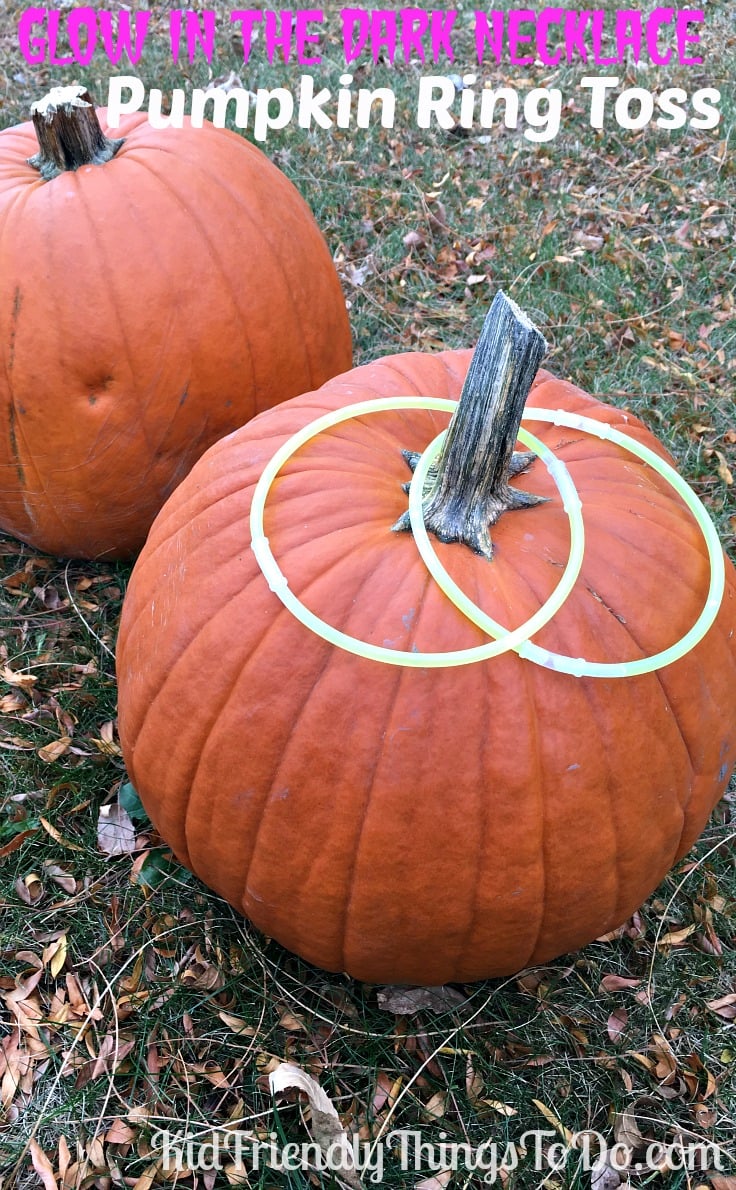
7, 286, 22, 373
587, 585, 627, 625
7, 402, 25, 486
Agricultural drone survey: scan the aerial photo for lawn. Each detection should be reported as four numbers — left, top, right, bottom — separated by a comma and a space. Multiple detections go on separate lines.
1, 2, 735, 1187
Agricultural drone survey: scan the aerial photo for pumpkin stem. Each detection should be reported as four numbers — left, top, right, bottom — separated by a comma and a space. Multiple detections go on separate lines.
28, 86, 124, 182
393, 290, 549, 559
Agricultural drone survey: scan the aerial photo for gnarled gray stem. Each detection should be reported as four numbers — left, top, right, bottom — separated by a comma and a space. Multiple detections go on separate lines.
28, 86, 124, 182
393, 291, 549, 559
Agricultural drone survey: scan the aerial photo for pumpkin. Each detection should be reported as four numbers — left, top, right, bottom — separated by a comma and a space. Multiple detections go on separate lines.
116, 294, 736, 985
0, 86, 351, 559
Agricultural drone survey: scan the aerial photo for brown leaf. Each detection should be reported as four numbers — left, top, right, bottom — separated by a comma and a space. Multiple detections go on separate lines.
218, 1012, 256, 1037
30, 1140, 58, 1190
269, 1062, 362, 1190
0, 829, 36, 859
43, 863, 77, 895
613, 1104, 644, 1156
484, 1099, 518, 1117
706, 993, 736, 1021
465, 1054, 484, 1105
181, 947, 224, 992
93, 720, 122, 756
715, 450, 734, 486
1, 665, 37, 688
590, 1160, 623, 1190
33, 585, 63, 610
131, 1164, 158, 1190
533, 1099, 574, 1145
38, 737, 71, 763
15, 873, 44, 905
607, 1007, 628, 1043
43, 935, 68, 979
423, 1090, 446, 1119
403, 229, 425, 249
376, 985, 466, 1015
416, 1174, 452, 1190
600, 975, 641, 993
657, 924, 697, 947
39, 818, 82, 851
97, 804, 136, 855
572, 230, 604, 251
372, 1071, 399, 1114
693, 1103, 716, 1127
57, 1136, 72, 1182
278, 1009, 307, 1032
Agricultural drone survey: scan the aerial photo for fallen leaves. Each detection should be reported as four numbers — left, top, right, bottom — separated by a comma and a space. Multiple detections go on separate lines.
607, 1006, 628, 1044
97, 803, 137, 856
706, 993, 736, 1021
269, 1061, 362, 1190
599, 975, 642, 993
376, 985, 467, 1015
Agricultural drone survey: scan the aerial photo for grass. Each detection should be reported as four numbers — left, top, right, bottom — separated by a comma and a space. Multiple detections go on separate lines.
1, 1, 735, 1187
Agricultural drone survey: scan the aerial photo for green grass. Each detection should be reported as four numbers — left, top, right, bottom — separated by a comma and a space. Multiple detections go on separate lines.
1, 1, 735, 1186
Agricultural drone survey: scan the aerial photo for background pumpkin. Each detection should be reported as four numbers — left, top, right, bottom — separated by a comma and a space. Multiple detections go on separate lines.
0, 86, 351, 559
116, 301, 736, 986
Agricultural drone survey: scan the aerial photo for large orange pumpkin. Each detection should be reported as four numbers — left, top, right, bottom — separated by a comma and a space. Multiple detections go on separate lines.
116, 298, 736, 985
0, 86, 351, 559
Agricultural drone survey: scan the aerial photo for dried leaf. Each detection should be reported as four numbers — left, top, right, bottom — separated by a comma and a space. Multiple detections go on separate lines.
181, 948, 224, 992
532, 1099, 574, 1145
105, 1120, 136, 1146
43, 935, 68, 979
1, 665, 37, 688
30, 1140, 58, 1190
218, 1012, 256, 1037
465, 1054, 483, 1105
403, 229, 425, 248
715, 450, 734, 485
372, 1071, 398, 1114
39, 818, 82, 851
607, 1007, 628, 1043
423, 1091, 446, 1119
269, 1062, 362, 1190
484, 1099, 518, 1117
15, 873, 44, 905
590, 1159, 623, 1190
376, 985, 466, 1015
38, 737, 72, 763
572, 230, 604, 251
416, 1174, 453, 1190
57, 1136, 72, 1181
613, 1105, 644, 1156
599, 975, 641, 993
279, 1009, 307, 1032
97, 804, 136, 855
706, 993, 736, 1021
693, 1103, 717, 1127
657, 924, 697, 947
0, 829, 36, 859
43, 863, 77, 895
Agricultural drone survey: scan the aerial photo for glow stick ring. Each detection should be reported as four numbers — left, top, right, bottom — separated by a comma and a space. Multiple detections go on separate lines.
412, 407, 725, 676
250, 397, 584, 668
515, 410, 725, 676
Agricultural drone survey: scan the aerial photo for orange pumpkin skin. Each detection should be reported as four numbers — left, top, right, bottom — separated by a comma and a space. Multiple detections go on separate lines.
0, 110, 351, 559
116, 349, 736, 985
